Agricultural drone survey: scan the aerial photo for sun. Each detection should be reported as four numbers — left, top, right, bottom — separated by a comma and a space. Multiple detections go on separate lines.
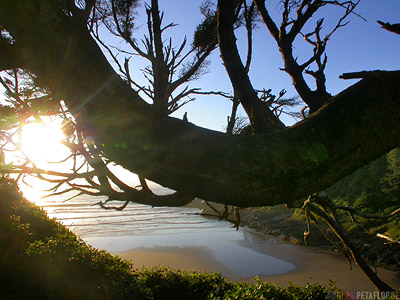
20, 122, 67, 164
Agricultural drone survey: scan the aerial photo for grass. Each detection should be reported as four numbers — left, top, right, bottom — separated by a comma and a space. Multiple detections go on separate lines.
0, 177, 336, 299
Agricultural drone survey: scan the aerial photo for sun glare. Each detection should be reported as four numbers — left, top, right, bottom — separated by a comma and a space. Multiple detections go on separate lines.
21, 122, 67, 164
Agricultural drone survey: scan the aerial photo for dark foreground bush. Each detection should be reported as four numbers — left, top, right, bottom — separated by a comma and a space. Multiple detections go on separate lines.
0, 178, 336, 299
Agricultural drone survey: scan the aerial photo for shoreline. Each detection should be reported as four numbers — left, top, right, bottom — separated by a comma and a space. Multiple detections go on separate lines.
246, 239, 400, 291
86, 228, 400, 292
116, 245, 399, 292
116, 242, 400, 291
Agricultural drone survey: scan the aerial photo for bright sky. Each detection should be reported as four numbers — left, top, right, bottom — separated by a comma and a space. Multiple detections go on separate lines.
120, 0, 400, 131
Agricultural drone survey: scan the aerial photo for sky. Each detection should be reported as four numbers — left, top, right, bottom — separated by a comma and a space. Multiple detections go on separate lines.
111, 0, 400, 131
1, 1, 398, 132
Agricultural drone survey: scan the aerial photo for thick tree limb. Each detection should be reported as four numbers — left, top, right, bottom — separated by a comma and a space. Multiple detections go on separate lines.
1, 0, 400, 208
339, 70, 396, 80
217, 0, 284, 133
0, 41, 22, 71
377, 21, 400, 35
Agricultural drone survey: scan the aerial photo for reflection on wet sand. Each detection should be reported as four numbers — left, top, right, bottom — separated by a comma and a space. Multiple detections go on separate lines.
86, 229, 400, 291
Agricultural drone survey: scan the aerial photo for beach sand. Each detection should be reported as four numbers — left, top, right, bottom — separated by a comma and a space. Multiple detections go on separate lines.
116, 241, 400, 292
254, 243, 400, 291
117, 246, 237, 276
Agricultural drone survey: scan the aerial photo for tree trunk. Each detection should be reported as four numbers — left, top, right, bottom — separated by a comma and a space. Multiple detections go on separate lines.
149, 0, 170, 115
217, 0, 285, 133
1, 0, 400, 208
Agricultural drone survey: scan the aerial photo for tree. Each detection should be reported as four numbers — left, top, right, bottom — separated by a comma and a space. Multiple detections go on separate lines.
1, 0, 400, 291
93, 0, 218, 116
0, 0, 399, 220
254, 0, 363, 113
382, 148, 400, 201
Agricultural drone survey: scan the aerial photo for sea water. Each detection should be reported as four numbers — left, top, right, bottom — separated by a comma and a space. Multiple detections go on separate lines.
22, 186, 296, 278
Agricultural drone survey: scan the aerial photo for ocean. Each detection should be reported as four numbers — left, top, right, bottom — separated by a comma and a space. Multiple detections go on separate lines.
41, 194, 225, 237
20, 185, 297, 278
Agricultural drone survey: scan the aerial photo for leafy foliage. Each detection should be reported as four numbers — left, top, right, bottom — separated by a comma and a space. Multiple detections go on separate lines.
0, 104, 17, 130
381, 148, 400, 199
326, 148, 400, 239
220, 279, 334, 300
193, 13, 217, 52
96, 0, 140, 38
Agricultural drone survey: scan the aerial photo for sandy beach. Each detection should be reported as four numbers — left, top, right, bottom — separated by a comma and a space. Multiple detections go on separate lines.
117, 245, 399, 291
117, 246, 237, 276
97, 230, 400, 292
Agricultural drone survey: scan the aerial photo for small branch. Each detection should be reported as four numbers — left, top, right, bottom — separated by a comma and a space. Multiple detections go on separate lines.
376, 233, 400, 244
96, 200, 129, 211
204, 200, 223, 217
304, 203, 312, 247
190, 90, 232, 99
336, 206, 400, 220
243, 1, 256, 72
169, 43, 216, 94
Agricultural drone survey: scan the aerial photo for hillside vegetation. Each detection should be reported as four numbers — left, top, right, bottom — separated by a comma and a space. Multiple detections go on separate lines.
241, 149, 400, 271
327, 148, 400, 240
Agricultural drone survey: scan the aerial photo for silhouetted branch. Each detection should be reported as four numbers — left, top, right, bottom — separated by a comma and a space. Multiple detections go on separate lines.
96, 200, 129, 211
377, 21, 400, 35
255, 0, 361, 112
190, 90, 232, 99
339, 70, 397, 80
336, 205, 400, 220
307, 199, 394, 292
201, 200, 241, 229
297, 193, 398, 291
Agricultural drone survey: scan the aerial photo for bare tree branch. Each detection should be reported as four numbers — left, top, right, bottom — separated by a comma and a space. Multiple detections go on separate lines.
306, 197, 394, 292
254, 0, 362, 113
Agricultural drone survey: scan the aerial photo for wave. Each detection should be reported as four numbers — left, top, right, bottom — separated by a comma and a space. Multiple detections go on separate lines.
38, 194, 226, 238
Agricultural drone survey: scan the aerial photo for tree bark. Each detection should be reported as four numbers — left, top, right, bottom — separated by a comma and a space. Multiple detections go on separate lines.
148, 0, 170, 115
217, 0, 285, 133
1, 0, 400, 208
254, 0, 332, 112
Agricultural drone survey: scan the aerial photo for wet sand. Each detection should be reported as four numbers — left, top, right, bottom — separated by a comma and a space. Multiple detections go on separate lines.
117, 246, 237, 277
115, 236, 400, 292
253, 242, 400, 291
